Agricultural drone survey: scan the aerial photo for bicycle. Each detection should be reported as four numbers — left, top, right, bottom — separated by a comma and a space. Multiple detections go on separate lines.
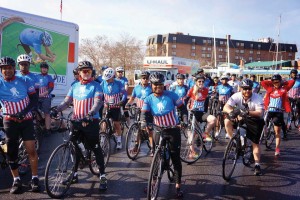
180, 109, 213, 164
44, 118, 109, 199
260, 107, 284, 149
147, 124, 176, 200
214, 100, 226, 140
222, 113, 254, 181
125, 104, 151, 160
286, 98, 300, 130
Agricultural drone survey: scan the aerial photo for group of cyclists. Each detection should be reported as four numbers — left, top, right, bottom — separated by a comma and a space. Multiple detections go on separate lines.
0, 53, 300, 198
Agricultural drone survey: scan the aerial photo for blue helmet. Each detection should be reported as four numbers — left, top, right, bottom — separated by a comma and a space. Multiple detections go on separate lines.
102, 65, 109, 71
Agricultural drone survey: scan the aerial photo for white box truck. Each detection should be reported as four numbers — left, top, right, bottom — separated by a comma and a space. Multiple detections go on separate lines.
0, 7, 79, 104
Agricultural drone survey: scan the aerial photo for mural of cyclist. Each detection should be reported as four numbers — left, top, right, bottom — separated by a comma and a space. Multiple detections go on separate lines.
19, 28, 56, 63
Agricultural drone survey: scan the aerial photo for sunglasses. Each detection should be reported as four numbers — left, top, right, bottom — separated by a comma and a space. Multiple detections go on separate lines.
19, 62, 30, 66
141, 77, 148, 80
243, 88, 252, 91
272, 81, 280, 84
117, 71, 124, 73
197, 80, 204, 83
153, 83, 164, 86
81, 69, 92, 74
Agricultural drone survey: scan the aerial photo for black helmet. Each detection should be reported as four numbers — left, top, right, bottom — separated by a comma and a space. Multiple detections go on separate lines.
78, 61, 93, 70
240, 79, 253, 88
271, 74, 282, 81
73, 68, 79, 75
40, 62, 49, 68
0, 56, 16, 67
176, 73, 185, 79
290, 69, 298, 75
149, 72, 165, 84
195, 75, 205, 81
197, 68, 204, 74
141, 70, 150, 78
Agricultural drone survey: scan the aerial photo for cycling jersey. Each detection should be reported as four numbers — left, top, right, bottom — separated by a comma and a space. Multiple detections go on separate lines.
186, 87, 208, 112
170, 84, 188, 100
0, 76, 35, 120
288, 78, 300, 98
142, 91, 183, 127
227, 92, 264, 112
216, 84, 233, 104
66, 80, 102, 119
16, 71, 39, 90
19, 28, 44, 54
208, 82, 221, 96
95, 75, 103, 84
115, 77, 129, 87
252, 81, 260, 93
131, 84, 152, 108
36, 73, 54, 98
228, 80, 240, 93
100, 79, 127, 107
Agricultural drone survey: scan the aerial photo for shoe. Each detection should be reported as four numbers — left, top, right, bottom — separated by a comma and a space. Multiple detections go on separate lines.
176, 189, 184, 198
254, 165, 262, 176
275, 148, 280, 156
188, 151, 199, 159
62, 174, 78, 185
116, 142, 122, 150
203, 134, 212, 142
214, 132, 219, 138
99, 176, 108, 191
10, 179, 22, 194
225, 133, 230, 139
282, 133, 287, 140
30, 177, 40, 192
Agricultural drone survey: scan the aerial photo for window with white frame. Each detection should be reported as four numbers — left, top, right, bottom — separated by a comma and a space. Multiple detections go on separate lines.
172, 44, 176, 49
172, 51, 176, 56
192, 45, 196, 50
202, 47, 206, 51
191, 53, 196, 56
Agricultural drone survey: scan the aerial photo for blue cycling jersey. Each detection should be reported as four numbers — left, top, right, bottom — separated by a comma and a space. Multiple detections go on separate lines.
115, 77, 128, 87
170, 85, 188, 99
36, 74, 54, 98
16, 71, 39, 89
288, 78, 300, 98
131, 84, 152, 108
100, 79, 127, 105
216, 84, 233, 103
252, 81, 260, 93
96, 75, 103, 84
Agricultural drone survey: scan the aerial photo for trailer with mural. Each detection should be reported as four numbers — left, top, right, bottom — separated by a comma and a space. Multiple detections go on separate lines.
0, 7, 79, 103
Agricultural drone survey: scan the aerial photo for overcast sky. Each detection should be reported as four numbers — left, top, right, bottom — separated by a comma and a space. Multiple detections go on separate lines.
2, 0, 300, 57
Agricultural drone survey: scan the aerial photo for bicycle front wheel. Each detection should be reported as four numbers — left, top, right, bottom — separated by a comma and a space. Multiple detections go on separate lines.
180, 128, 203, 164
294, 112, 299, 128
147, 149, 163, 200
99, 132, 110, 168
50, 107, 63, 132
44, 143, 76, 199
265, 124, 275, 149
222, 136, 238, 181
125, 123, 141, 160
242, 137, 254, 166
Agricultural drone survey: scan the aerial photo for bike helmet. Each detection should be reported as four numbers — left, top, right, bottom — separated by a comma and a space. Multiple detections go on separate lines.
271, 74, 282, 81
290, 69, 298, 75
196, 68, 204, 74
78, 61, 93, 70
176, 73, 185, 79
140, 70, 150, 78
42, 31, 53, 46
17, 54, 31, 64
116, 66, 124, 72
211, 74, 218, 79
220, 74, 229, 80
240, 79, 253, 88
73, 68, 79, 75
0, 56, 16, 67
195, 75, 205, 81
101, 65, 109, 71
149, 72, 165, 84
92, 69, 96, 77
40, 62, 49, 68
102, 67, 115, 80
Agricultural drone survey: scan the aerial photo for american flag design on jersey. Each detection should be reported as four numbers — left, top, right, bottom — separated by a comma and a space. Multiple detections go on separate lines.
73, 97, 94, 119
288, 87, 300, 98
104, 93, 122, 108
135, 98, 144, 108
2, 97, 32, 120
39, 86, 50, 98
153, 110, 177, 127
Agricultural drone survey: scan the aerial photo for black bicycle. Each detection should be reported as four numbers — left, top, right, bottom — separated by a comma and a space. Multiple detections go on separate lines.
286, 97, 300, 130
222, 114, 254, 181
147, 124, 176, 200
44, 118, 109, 198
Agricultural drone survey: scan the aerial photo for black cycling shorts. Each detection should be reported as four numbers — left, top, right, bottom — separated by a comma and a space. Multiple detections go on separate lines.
267, 112, 284, 126
106, 107, 121, 121
245, 117, 264, 144
3, 119, 35, 142
193, 111, 210, 123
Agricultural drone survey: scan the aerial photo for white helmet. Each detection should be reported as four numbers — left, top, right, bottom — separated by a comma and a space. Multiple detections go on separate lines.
103, 67, 115, 80
220, 74, 229, 80
17, 54, 31, 64
116, 66, 124, 72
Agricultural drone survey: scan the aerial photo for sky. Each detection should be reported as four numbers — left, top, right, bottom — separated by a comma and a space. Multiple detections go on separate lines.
2, 0, 300, 57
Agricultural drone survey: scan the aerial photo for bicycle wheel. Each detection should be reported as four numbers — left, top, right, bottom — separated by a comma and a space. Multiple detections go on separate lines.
294, 112, 299, 128
242, 137, 254, 166
180, 128, 203, 164
203, 130, 213, 153
34, 123, 43, 154
50, 107, 63, 132
18, 141, 29, 175
44, 143, 76, 199
99, 120, 109, 134
222, 136, 238, 181
99, 132, 110, 168
125, 123, 141, 160
265, 124, 275, 149
166, 158, 175, 182
147, 148, 163, 200
88, 150, 100, 176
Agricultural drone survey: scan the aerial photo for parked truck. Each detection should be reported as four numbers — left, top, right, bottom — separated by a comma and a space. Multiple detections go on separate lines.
134, 56, 200, 88
0, 7, 79, 104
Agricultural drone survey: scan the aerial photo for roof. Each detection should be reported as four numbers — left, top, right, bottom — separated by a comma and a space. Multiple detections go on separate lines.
244, 60, 291, 67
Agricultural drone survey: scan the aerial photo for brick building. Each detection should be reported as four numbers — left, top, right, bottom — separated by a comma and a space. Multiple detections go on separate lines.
146, 33, 298, 67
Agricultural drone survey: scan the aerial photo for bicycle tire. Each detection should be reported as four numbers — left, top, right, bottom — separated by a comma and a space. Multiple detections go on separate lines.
166, 159, 175, 182
242, 137, 254, 166
222, 136, 238, 181
294, 112, 299, 128
203, 128, 213, 153
147, 148, 163, 200
125, 123, 140, 160
265, 123, 275, 149
34, 123, 43, 154
99, 132, 110, 168
50, 107, 63, 132
180, 128, 203, 164
88, 150, 100, 176
44, 143, 76, 199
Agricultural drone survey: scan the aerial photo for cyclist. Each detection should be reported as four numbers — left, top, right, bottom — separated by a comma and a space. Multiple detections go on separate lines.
228, 74, 240, 93
250, 75, 260, 94
186, 75, 216, 143
100, 67, 127, 150
71, 67, 79, 86
36, 62, 54, 134
287, 69, 300, 131
126, 71, 154, 155
141, 72, 188, 198
187, 68, 204, 89
261, 74, 295, 155
0, 56, 40, 193
16, 54, 39, 93
52, 61, 107, 190
208, 74, 221, 114
95, 65, 109, 84
223, 79, 264, 175
169, 73, 189, 104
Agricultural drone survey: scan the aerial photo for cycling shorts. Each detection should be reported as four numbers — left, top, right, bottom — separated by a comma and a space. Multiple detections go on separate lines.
3, 119, 35, 141
244, 117, 264, 144
267, 112, 284, 126
39, 97, 51, 114
193, 111, 210, 123
107, 108, 121, 121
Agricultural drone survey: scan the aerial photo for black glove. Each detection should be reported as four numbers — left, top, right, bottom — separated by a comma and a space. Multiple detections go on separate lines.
14, 111, 26, 120
83, 114, 93, 123
228, 111, 238, 120
50, 108, 59, 118
240, 108, 249, 118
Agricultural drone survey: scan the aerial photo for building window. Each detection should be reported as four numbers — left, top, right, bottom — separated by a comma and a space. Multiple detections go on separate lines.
207, 40, 212, 44
290, 46, 293, 50
240, 50, 244, 53
201, 53, 206, 58
207, 47, 212, 51
173, 36, 176, 41
258, 44, 261, 49
257, 57, 261, 61
288, 53, 292, 56
202, 47, 206, 51
191, 53, 195, 57
219, 48, 223, 52
235, 49, 239, 53
249, 57, 253, 61
192, 45, 196, 50
206, 54, 211, 58
218, 55, 223, 58
203, 39, 207, 44
250, 50, 253, 54
257, 51, 260, 55
236, 42, 240, 46
172, 44, 176, 49
241, 43, 244, 47
192, 38, 196, 43
250, 43, 253, 48
235, 56, 239, 60
172, 51, 176, 56
220, 41, 224, 45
